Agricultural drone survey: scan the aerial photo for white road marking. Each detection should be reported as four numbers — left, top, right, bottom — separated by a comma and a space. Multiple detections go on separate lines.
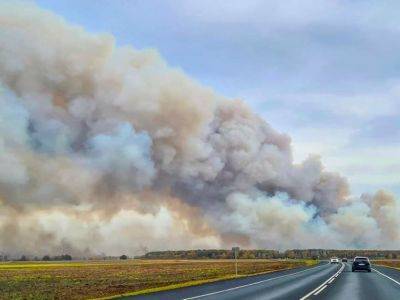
313, 285, 327, 295
182, 262, 329, 300
327, 277, 335, 284
372, 268, 400, 286
299, 262, 345, 300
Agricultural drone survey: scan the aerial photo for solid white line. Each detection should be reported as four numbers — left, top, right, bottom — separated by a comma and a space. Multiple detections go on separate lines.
299, 262, 345, 300
372, 268, 400, 286
327, 277, 335, 284
313, 285, 327, 295
182, 263, 329, 300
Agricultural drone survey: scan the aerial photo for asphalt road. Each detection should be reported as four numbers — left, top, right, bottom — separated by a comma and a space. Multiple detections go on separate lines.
128, 262, 400, 300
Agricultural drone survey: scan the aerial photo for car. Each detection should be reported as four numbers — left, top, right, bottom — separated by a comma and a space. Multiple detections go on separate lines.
352, 256, 371, 272
341, 258, 348, 262
330, 257, 339, 264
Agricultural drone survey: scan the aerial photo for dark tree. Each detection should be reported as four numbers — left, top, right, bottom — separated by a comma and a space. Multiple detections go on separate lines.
120, 254, 128, 260
62, 254, 72, 260
42, 255, 51, 261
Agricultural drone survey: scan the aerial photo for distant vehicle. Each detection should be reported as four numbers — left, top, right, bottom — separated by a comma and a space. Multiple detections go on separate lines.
330, 257, 339, 264
352, 256, 371, 272
341, 258, 348, 262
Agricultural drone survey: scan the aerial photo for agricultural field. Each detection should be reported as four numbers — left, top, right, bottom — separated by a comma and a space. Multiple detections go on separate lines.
0, 259, 317, 299
373, 260, 400, 270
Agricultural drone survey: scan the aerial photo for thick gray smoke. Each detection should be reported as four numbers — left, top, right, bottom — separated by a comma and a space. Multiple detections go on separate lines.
0, 3, 399, 256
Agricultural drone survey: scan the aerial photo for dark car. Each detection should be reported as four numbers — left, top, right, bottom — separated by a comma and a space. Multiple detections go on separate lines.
341, 258, 348, 262
352, 256, 371, 272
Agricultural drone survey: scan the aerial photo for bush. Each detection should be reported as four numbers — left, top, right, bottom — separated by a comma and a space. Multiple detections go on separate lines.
61, 254, 72, 260
119, 255, 128, 260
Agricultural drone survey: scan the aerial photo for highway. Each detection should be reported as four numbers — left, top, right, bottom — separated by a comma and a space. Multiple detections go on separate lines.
128, 262, 400, 300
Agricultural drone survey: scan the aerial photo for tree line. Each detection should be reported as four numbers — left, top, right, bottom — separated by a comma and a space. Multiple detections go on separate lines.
138, 249, 400, 260
2, 249, 399, 261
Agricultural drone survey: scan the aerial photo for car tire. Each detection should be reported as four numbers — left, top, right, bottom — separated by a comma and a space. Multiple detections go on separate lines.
368, 270, 371, 272
352, 269, 355, 272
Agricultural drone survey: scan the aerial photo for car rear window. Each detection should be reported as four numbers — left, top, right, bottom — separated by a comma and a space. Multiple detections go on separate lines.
355, 257, 368, 262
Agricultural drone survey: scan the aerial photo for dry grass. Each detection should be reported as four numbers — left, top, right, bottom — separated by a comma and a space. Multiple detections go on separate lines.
0, 259, 317, 300
373, 260, 400, 270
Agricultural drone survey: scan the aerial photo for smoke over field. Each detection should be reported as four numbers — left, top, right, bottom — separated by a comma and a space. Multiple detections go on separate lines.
0, 3, 399, 256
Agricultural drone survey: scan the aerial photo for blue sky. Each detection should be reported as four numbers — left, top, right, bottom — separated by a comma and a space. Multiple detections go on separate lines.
34, 0, 400, 197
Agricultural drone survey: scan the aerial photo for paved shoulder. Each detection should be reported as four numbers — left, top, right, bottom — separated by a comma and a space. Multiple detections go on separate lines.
372, 265, 400, 285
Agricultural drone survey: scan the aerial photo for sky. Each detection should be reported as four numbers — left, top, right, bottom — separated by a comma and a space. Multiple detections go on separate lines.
33, 0, 400, 197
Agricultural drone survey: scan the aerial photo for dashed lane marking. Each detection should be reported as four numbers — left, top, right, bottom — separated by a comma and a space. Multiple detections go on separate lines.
182, 263, 329, 300
299, 262, 345, 300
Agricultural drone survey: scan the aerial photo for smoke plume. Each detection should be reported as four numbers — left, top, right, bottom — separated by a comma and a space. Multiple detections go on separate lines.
0, 3, 399, 256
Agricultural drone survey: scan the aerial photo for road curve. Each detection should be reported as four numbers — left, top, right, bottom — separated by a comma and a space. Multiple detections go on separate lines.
128, 262, 341, 300
125, 261, 400, 300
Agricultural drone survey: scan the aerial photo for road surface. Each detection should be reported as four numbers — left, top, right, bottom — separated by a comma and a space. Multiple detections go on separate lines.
127, 262, 400, 300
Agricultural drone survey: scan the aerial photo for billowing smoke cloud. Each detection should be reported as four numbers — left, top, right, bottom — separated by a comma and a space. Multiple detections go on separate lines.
0, 3, 399, 257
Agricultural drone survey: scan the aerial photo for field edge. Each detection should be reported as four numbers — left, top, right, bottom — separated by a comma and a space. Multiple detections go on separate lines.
93, 260, 318, 300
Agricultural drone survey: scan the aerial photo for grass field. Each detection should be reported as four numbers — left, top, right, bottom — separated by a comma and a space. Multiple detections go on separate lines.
374, 260, 400, 270
0, 259, 317, 299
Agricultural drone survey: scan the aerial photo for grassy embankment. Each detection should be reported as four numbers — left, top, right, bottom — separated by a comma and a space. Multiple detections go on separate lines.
373, 260, 400, 270
0, 259, 317, 299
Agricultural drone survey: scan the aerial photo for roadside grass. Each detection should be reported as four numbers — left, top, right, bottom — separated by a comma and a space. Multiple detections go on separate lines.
0, 259, 317, 300
98, 259, 318, 300
373, 260, 400, 270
